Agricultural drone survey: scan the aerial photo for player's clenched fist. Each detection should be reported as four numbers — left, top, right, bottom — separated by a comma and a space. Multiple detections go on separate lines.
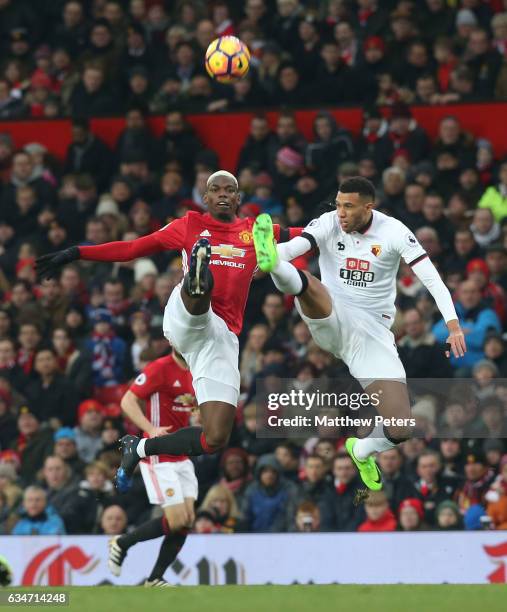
36, 246, 80, 279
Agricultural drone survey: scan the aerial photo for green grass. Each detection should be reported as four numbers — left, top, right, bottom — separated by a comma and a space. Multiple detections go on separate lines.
3, 585, 507, 612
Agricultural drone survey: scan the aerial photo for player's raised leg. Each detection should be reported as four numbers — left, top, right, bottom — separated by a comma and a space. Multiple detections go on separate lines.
116, 172, 242, 489
253, 213, 332, 319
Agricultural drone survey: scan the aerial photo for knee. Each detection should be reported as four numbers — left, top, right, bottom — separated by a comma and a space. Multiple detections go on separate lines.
203, 428, 230, 450
166, 510, 190, 532
383, 423, 411, 444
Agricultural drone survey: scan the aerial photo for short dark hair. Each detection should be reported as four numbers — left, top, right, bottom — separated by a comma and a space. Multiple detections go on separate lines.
339, 176, 376, 202
275, 441, 300, 460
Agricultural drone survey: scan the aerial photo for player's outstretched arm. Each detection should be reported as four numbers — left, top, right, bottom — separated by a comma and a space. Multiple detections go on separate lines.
121, 389, 171, 438
36, 218, 187, 280
411, 256, 467, 359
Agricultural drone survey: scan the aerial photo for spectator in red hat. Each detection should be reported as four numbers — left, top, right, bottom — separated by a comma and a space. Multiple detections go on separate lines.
466, 257, 506, 324
74, 399, 105, 462
357, 491, 397, 532
398, 497, 426, 531
239, 202, 261, 218
27, 72, 53, 117
274, 145, 305, 205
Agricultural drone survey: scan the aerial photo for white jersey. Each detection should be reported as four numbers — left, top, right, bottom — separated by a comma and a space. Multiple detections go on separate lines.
302, 209, 427, 322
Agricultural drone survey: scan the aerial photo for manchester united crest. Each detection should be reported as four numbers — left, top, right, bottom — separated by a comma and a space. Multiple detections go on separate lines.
239, 230, 253, 244
371, 245, 382, 257
166, 488, 175, 497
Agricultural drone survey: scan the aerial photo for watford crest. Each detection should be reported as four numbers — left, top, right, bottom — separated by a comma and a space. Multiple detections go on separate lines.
371, 245, 382, 257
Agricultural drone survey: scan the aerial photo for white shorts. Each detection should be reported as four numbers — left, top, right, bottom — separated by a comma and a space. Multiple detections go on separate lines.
140, 459, 198, 507
296, 295, 406, 387
163, 286, 240, 406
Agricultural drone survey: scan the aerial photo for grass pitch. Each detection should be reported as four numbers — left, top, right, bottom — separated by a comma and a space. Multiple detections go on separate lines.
3, 585, 507, 612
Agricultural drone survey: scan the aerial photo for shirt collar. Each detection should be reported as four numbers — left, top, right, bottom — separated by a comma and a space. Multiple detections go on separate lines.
356, 212, 374, 234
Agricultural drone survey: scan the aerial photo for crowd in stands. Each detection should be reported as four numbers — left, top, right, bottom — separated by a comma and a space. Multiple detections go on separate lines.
3, 0, 507, 118
2, 0, 507, 537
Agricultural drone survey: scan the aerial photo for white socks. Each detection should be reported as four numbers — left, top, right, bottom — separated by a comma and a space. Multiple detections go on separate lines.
136, 438, 147, 458
353, 423, 396, 461
270, 259, 303, 295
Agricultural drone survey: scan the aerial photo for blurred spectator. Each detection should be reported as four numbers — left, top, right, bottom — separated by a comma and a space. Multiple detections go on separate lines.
413, 450, 461, 525
57, 460, 116, 534
64, 118, 113, 192
69, 63, 116, 117
11, 486, 66, 535
13, 408, 54, 486
218, 447, 252, 509
377, 448, 418, 512
294, 500, 320, 532
84, 308, 128, 389
397, 497, 426, 531
456, 449, 495, 513
432, 280, 501, 369
297, 455, 334, 529
331, 453, 363, 531
74, 399, 105, 463
53, 427, 86, 479
357, 491, 397, 532
199, 484, 241, 533
99, 504, 128, 535
435, 500, 463, 530
23, 347, 77, 425
398, 308, 452, 378
485, 454, 507, 529
242, 454, 298, 532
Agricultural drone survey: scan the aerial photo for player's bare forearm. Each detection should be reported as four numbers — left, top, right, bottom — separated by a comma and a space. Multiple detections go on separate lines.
121, 390, 154, 434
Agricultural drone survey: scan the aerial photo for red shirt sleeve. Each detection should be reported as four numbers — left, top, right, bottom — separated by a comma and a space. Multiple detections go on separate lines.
129, 362, 163, 400
273, 224, 304, 243
79, 217, 188, 261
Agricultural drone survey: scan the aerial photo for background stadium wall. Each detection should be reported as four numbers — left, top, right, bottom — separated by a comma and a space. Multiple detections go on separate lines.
1, 533, 507, 586
1, 103, 507, 172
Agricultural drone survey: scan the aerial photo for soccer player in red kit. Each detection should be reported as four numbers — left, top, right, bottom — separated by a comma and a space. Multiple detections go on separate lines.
36, 170, 302, 491
108, 350, 196, 587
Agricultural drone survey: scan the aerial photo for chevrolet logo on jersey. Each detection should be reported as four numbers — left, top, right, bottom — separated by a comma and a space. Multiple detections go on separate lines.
371, 245, 382, 257
211, 244, 246, 259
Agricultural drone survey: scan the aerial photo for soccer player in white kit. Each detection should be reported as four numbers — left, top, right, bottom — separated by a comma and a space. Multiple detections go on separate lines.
253, 177, 467, 491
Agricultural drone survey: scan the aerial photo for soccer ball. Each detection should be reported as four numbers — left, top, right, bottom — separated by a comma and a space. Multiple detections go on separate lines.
205, 36, 250, 84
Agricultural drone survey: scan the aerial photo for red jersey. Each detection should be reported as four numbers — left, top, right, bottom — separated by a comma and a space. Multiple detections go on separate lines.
129, 354, 195, 463
79, 211, 302, 334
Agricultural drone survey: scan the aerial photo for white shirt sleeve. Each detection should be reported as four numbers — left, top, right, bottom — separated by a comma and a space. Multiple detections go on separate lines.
300, 213, 332, 249
393, 223, 427, 265
277, 236, 312, 261
411, 257, 458, 324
